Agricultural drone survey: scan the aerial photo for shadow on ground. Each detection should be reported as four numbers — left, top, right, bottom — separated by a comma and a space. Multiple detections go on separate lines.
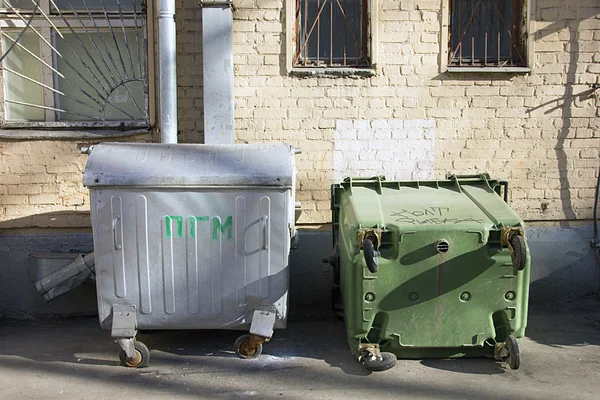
0, 316, 522, 399
419, 359, 505, 375
1, 302, 600, 399
525, 300, 600, 348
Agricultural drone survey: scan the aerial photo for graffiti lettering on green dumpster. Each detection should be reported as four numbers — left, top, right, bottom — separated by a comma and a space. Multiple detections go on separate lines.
165, 215, 233, 240
390, 208, 483, 225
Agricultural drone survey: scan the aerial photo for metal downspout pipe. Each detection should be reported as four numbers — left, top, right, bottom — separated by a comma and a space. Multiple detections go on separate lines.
158, 0, 178, 144
201, 0, 234, 144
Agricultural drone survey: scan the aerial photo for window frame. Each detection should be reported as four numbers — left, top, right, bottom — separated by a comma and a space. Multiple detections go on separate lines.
286, 0, 378, 76
0, 0, 153, 137
441, 0, 534, 73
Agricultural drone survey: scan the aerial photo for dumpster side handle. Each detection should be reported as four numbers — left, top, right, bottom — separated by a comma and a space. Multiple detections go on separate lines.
113, 215, 122, 250
261, 216, 269, 251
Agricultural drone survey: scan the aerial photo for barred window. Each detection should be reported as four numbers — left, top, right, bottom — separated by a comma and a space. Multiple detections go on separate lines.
449, 0, 527, 67
0, 0, 148, 129
294, 0, 370, 67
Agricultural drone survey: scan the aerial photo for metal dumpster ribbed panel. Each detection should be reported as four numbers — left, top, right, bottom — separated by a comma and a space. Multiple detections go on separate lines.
85, 143, 296, 332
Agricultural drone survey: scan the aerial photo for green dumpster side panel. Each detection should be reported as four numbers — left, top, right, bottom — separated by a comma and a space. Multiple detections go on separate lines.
333, 177, 531, 359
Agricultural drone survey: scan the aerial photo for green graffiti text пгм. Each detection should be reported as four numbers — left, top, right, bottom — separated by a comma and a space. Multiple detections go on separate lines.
164, 215, 183, 238
165, 215, 232, 241
189, 216, 209, 238
212, 216, 233, 241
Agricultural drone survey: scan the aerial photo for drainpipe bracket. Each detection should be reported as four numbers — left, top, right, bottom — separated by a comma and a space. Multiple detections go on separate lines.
199, 0, 234, 8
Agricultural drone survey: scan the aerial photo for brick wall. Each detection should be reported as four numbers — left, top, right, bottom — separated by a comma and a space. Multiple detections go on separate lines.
176, 0, 205, 144
229, 0, 600, 223
0, 136, 151, 228
0, 0, 598, 228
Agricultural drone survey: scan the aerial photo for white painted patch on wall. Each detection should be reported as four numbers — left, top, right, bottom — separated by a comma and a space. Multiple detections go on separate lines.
334, 119, 436, 182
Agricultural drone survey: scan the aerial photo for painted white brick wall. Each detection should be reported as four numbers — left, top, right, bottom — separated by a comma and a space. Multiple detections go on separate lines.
334, 119, 436, 182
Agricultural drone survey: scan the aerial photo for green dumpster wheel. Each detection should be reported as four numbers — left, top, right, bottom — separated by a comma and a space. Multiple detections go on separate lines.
119, 340, 150, 368
509, 234, 527, 271
234, 334, 263, 359
503, 335, 521, 370
362, 238, 378, 273
361, 352, 397, 372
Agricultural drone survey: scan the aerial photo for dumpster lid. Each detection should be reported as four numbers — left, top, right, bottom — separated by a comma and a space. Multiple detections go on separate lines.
83, 143, 295, 188
334, 175, 523, 231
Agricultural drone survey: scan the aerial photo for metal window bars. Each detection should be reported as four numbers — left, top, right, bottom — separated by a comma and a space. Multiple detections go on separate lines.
448, 0, 526, 67
0, 0, 148, 129
294, 0, 369, 67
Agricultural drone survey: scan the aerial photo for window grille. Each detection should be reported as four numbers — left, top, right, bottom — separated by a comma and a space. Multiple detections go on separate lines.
294, 0, 369, 67
449, 0, 526, 67
0, 0, 148, 129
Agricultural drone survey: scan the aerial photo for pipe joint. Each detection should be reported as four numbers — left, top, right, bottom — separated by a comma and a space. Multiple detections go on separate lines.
158, 11, 176, 18
199, 0, 233, 6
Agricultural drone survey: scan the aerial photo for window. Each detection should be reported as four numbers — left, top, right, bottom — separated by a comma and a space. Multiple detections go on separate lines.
448, 0, 527, 68
0, 0, 148, 130
293, 0, 370, 68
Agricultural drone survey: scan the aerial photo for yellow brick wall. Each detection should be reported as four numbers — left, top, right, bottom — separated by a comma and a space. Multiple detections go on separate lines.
228, 0, 600, 223
0, 0, 598, 228
0, 136, 151, 228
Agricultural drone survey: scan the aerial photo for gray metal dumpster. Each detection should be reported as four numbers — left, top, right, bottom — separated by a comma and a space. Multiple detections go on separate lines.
83, 143, 297, 367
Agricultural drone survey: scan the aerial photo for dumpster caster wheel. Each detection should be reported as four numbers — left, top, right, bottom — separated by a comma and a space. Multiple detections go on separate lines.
361, 352, 396, 372
119, 341, 150, 368
509, 235, 527, 271
503, 335, 520, 370
234, 334, 263, 359
363, 238, 378, 273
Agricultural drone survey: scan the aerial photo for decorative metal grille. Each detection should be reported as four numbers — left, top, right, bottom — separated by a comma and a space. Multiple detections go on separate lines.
294, 0, 369, 67
449, 0, 526, 67
0, 0, 148, 129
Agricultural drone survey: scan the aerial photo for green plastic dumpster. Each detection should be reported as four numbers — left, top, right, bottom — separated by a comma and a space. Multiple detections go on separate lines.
329, 174, 530, 372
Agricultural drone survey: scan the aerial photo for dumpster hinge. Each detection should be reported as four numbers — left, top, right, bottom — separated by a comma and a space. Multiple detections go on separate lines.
111, 304, 137, 359
249, 308, 276, 339
358, 228, 382, 250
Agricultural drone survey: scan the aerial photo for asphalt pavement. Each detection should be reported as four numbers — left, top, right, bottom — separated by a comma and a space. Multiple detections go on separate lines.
0, 301, 599, 399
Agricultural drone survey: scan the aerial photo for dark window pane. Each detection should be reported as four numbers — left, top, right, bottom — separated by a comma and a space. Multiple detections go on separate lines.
450, 0, 524, 66
52, 0, 142, 13
2, 0, 33, 10
297, 0, 368, 67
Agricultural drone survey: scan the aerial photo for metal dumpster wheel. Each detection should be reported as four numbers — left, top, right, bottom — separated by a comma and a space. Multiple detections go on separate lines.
234, 334, 263, 359
362, 238, 378, 273
361, 352, 397, 372
509, 234, 527, 271
119, 341, 150, 368
503, 335, 521, 370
